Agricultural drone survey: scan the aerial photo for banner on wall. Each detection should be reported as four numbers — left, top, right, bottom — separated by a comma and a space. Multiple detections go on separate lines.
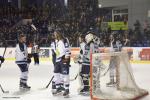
108, 22, 128, 30
0, 47, 150, 61
39, 48, 50, 58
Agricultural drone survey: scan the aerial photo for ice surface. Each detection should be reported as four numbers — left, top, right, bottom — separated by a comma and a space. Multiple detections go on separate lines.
0, 61, 150, 100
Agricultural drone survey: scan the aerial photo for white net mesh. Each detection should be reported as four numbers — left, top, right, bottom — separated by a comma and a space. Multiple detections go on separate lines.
91, 52, 148, 100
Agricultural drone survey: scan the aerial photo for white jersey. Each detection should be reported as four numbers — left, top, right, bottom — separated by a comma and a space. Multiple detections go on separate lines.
64, 38, 71, 58
82, 42, 97, 65
55, 40, 66, 62
32, 44, 39, 54
110, 40, 122, 52
79, 42, 86, 60
15, 43, 28, 64
51, 41, 56, 52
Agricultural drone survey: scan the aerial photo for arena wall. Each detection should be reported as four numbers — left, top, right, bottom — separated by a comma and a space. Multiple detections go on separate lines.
98, 0, 150, 29
0, 47, 150, 63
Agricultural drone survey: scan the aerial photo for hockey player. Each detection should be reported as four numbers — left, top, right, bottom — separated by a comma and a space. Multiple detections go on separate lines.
107, 33, 122, 87
0, 56, 5, 68
15, 34, 31, 90
79, 34, 86, 62
79, 32, 98, 94
50, 34, 57, 94
62, 37, 71, 97
76, 34, 86, 91
31, 41, 40, 65
53, 31, 70, 97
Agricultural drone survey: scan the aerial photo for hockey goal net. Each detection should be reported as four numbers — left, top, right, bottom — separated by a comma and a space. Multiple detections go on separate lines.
90, 52, 148, 100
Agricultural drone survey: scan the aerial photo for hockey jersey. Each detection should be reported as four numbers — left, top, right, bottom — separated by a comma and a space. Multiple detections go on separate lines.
82, 42, 98, 65
94, 36, 100, 53
55, 40, 66, 62
51, 40, 56, 56
110, 40, 122, 52
15, 42, 28, 64
51, 40, 56, 64
31, 44, 39, 54
79, 42, 86, 62
64, 38, 71, 58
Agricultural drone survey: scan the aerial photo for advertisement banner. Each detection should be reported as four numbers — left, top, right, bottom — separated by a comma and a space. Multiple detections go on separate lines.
0, 47, 150, 62
108, 22, 128, 30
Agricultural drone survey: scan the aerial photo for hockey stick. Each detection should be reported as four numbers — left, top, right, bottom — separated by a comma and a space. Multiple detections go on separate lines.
0, 45, 7, 68
70, 74, 78, 81
0, 41, 9, 93
3, 46, 7, 57
45, 76, 54, 88
0, 85, 9, 93
45, 73, 78, 89
100, 63, 110, 77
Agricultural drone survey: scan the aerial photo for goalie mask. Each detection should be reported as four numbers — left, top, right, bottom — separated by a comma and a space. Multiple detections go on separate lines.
85, 33, 94, 43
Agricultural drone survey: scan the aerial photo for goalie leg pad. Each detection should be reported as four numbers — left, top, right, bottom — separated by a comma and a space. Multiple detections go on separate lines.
79, 65, 90, 91
80, 65, 90, 75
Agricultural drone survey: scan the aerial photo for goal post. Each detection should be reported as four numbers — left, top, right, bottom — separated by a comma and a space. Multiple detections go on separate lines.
90, 51, 148, 100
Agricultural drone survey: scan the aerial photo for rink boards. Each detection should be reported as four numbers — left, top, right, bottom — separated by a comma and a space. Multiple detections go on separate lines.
0, 47, 150, 63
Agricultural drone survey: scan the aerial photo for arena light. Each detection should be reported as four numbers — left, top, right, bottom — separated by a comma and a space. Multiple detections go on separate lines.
148, 10, 150, 17
98, 4, 102, 8
64, 0, 68, 6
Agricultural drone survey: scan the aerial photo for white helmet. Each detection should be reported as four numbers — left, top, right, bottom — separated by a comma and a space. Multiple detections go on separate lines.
85, 33, 94, 43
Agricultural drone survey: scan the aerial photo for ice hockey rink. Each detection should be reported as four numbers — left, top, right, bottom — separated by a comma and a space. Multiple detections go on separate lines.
0, 60, 150, 100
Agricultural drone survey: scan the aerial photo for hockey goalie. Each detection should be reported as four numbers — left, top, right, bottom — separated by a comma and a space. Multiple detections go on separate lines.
74, 32, 100, 95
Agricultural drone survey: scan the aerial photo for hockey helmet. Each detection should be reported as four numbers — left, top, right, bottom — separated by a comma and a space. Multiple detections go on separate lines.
85, 33, 94, 43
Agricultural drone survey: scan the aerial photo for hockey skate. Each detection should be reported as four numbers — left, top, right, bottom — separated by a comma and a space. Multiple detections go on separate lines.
106, 79, 116, 87
52, 87, 63, 96
79, 87, 90, 96
63, 89, 69, 98
59, 83, 65, 91
19, 82, 31, 91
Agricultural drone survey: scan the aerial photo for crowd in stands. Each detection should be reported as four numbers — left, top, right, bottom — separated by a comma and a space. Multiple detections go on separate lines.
0, 3, 150, 47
